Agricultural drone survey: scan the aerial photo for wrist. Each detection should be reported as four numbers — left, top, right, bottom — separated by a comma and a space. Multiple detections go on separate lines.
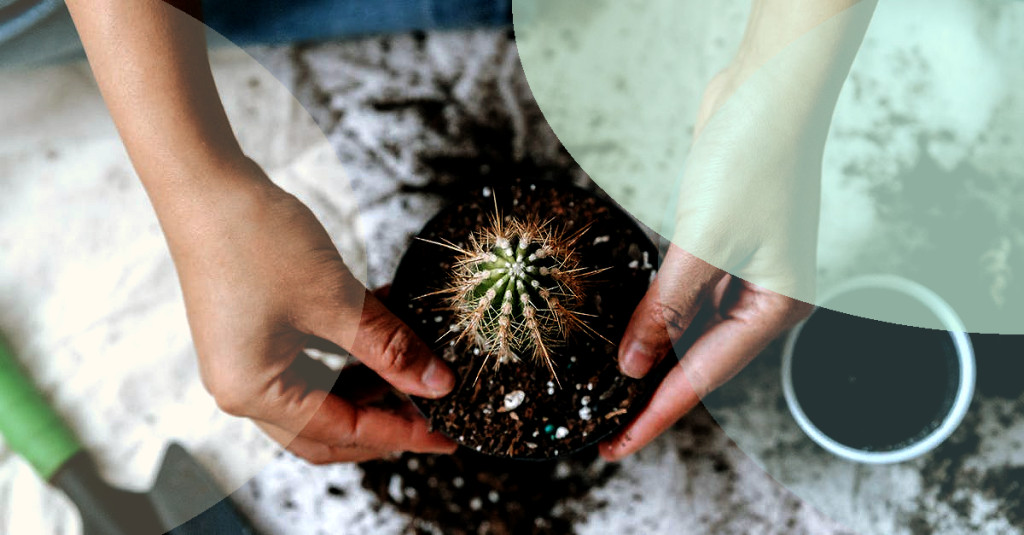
134, 140, 249, 192
145, 155, 284, 250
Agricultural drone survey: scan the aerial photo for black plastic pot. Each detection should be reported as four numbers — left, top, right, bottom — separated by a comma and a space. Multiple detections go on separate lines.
388, 178, 660, 459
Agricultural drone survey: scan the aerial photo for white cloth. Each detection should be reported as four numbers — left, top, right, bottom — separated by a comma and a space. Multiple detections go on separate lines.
0, 46, 362, 534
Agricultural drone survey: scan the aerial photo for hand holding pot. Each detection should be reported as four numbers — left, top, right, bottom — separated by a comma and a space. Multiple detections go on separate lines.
167, 160, 458, 463
600, 0, 878, 461
66, 0, 457, 463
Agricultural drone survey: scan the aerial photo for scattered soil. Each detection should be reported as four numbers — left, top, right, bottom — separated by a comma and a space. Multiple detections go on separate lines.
388, 178, 659, 459
982, 466, 1024, 527
359, 446, 619, 535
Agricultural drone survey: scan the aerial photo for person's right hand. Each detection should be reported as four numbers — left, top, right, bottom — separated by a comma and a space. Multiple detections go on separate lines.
161, 157, 457, 463
600, 0, 877, 460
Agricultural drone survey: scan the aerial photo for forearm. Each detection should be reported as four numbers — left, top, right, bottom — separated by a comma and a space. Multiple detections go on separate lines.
698, 0, 877, 136
735, 0, 876, 75
65, 0, 251, 211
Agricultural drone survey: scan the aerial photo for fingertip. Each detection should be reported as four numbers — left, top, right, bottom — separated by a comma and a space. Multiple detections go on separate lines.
420, 358, 455, 398
603, 424, 642, 460
598, 441, 619, 462
619, 341, 655, 379
422, 432, 459, 455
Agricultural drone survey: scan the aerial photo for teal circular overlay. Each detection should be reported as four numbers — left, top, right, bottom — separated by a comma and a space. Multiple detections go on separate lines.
515, 2, 1024, 532
513, 0, 1024, 334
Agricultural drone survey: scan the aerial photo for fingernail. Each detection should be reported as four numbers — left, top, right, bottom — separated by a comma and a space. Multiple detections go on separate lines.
619, 341, 654, 379
421, 359, 455, 397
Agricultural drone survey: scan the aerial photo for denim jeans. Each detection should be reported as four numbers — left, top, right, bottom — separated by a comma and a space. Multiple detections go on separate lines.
204, 0, 511, 46
0, 0, 511, 67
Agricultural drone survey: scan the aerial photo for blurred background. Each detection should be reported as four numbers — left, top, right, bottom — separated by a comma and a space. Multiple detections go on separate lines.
1, 0, 1022, 533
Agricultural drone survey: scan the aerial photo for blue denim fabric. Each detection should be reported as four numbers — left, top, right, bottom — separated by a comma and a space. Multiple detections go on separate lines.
204, 0, 511, 46
0, 0, 80, 67
0, 0, 511, 67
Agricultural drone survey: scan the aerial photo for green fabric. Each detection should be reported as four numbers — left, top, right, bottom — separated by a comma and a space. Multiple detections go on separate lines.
0, 333, 82, 480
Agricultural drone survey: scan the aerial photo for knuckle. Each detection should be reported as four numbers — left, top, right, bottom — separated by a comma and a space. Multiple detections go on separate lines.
377, 324, 416, 375
658, 302, 690, 339
210, 387, 252, 417
292, 445, 334, 466
685, 363, 716, 399
297, 256, 360, 314
308, 285, 356, 325
201, 371, 255, 417
321, 277, 361, 311
776, 297, 815, 327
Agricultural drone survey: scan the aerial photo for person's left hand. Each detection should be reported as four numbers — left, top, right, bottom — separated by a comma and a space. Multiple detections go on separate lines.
596, 38, 838, 460
599, 243, 812, 461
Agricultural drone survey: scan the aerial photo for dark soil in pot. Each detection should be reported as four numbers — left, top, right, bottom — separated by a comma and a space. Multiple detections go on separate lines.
388, 177, 659, 459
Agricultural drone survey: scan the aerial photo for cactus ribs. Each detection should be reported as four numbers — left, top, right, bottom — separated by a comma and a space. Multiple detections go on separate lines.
389, 179, 659, 459
420, 203, 609, 385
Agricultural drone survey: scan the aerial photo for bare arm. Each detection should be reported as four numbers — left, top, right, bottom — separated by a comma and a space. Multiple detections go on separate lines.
66, 0, 457, 463
66, 0, 244, 206
604, 0, 878, 461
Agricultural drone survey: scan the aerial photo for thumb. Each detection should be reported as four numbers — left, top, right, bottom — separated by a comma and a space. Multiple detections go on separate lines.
310, 288, 456, 399
618, 245, 725, 379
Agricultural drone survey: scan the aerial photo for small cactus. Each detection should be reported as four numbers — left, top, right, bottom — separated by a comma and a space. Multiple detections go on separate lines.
422, 205, 606, 382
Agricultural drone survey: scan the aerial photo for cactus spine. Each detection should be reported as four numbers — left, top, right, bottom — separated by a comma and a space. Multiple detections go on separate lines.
423, 204, 605, 382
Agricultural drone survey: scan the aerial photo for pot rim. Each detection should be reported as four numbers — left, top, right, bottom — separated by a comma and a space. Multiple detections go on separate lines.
780, 274, 975, 464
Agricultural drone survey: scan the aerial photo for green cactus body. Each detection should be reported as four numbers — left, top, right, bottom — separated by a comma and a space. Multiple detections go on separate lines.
429, 213, 602, 380
462, 228, 572, 359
